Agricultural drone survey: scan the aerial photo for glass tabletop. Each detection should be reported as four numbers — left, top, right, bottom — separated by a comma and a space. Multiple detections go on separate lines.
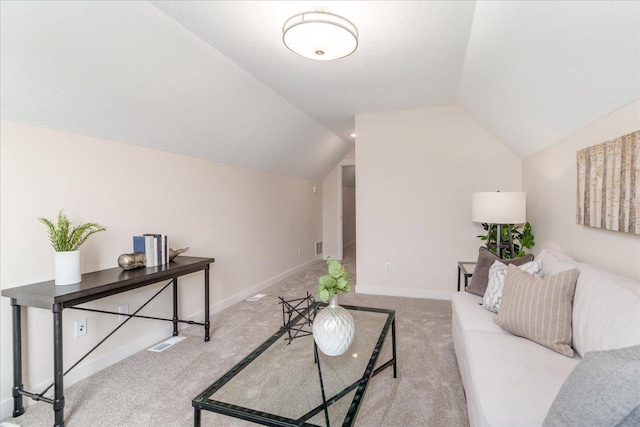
193, 304, 396, 427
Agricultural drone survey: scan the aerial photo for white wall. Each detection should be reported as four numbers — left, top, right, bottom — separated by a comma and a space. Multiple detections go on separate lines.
322, 148, 355, 259
523, 100, 640, 281
342, 186, 356, 246
355, 106, 522, 299
0, 121, 322, 417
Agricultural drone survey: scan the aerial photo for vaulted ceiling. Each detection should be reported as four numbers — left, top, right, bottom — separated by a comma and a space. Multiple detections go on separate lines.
1, 1, 638, 180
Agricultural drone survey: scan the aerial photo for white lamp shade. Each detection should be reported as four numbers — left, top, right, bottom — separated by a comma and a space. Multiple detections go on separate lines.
472, 192, 526, 224
283, 11, 358, 61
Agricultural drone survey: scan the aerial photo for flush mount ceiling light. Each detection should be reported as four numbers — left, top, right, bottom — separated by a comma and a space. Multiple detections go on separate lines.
282, 11, 358, 61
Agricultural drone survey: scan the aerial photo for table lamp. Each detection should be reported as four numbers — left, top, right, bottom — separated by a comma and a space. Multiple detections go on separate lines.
472, 191, 526, 258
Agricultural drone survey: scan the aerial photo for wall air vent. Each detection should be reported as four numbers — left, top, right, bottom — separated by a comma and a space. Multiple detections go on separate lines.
246, 293, 266, 302
315, 241, 323, 256
148, 336, 185, 353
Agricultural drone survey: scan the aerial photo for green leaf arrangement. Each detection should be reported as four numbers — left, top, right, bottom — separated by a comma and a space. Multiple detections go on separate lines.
38, 210, 106, 252
476, 222, 535, 259
317, 257, 351, 303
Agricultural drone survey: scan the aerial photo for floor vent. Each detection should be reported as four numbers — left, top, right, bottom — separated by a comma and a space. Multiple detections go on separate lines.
315, 241, 323, 256
246, 293, 266, 302
148, 336, 185, 353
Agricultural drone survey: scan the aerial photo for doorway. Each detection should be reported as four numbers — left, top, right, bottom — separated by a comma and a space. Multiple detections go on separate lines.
336, 160, 356, 262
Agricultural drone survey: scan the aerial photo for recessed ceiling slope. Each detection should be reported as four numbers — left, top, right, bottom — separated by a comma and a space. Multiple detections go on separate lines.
0, 1, 350, 180
2, 1, 637, 169
150, 1, 477, 143
458, 1, 640, 158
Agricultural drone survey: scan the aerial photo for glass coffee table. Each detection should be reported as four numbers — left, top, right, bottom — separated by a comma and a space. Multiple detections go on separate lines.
192, 304, 397, 427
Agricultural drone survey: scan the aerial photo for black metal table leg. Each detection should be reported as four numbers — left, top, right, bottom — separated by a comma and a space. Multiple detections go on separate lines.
52, 303, 65, 427
391, 317, 397, 378
194, 407, 201, 427
204, 266, 210, 342
313, 343, 331, 427
172, 278, 179, 336
11, 299, 25, 417
457, 265, 461, 291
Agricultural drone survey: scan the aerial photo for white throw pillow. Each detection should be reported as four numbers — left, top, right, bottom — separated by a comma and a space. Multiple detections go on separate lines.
483, 259, 541, 313
571, 263, 640, 357
537, 249, 577, 277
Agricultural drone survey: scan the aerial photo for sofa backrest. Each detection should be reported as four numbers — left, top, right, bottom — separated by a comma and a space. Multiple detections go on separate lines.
537, 249, 577, 276
537, 249, 640, 358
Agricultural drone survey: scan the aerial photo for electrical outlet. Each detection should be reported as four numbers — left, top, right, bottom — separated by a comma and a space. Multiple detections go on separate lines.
385, 262, 392, 272
118, 304, 129, 323
298, 247, 302, 256
74, 318, 87, 338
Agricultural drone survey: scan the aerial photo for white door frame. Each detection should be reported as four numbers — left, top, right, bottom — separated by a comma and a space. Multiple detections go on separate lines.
336, 159, 356, 260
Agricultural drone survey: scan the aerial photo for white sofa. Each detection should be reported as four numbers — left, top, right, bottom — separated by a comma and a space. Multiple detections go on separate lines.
452, 249, 640, 427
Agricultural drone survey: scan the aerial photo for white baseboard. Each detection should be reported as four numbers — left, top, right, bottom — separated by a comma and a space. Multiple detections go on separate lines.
188, 255, 322, 318
0, 255, 322, 420
355, 285, 453, 301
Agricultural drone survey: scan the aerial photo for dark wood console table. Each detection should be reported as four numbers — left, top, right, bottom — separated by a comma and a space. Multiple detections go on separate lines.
1, 255, 215, 427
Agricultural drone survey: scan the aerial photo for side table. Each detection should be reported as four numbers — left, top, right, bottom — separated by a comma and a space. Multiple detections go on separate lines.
457, 261, 476, 291
2, 256, 214, 427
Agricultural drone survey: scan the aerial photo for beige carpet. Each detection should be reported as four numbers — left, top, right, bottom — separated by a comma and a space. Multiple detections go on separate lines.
1, 244, 468, 426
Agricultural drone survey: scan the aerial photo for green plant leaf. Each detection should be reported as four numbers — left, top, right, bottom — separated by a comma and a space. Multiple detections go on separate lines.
38, 210, 106, 251
318, 288, 330, 303
336, 276, 348, 290
319, 274, 336, 289
519, 223, 535, 249
328, 260, 344, 278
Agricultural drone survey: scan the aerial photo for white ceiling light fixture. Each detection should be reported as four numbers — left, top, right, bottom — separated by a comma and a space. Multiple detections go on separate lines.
282, 11, 358, 61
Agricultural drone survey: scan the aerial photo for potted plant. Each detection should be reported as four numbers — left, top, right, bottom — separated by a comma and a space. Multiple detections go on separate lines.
312, 257, 355, 356
39, 210, 106, 285
476, 222, 535, 259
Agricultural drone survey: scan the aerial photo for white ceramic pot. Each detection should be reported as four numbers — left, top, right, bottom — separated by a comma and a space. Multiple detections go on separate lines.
55, 250, 81, 285
313, 294, 355, 356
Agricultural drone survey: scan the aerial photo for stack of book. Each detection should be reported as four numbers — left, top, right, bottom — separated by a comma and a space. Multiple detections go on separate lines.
133, 234, 168, 267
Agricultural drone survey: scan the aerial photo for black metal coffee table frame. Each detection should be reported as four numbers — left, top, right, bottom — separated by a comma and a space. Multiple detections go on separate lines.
192, 304, 397, 427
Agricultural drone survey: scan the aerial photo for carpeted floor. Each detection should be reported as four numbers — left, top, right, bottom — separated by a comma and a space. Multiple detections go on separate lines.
1, 244, 468, 426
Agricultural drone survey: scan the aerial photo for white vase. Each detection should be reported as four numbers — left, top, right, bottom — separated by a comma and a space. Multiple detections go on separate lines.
55, 250, 81, 285
313, 294, 355, 356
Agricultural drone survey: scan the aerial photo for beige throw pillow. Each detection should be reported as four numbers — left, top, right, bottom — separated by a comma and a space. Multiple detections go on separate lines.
494, 265, 579, 357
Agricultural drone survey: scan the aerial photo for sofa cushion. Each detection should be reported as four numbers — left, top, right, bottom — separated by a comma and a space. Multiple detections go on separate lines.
543, 345, 640, 427
452, 291, 509, 335
494, 266, 579, 357
536, 248, 577, 277
464, 331, 580, 427
483, 260, 541, 313
572, 263, 640, 357
466, 247, 534, 296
